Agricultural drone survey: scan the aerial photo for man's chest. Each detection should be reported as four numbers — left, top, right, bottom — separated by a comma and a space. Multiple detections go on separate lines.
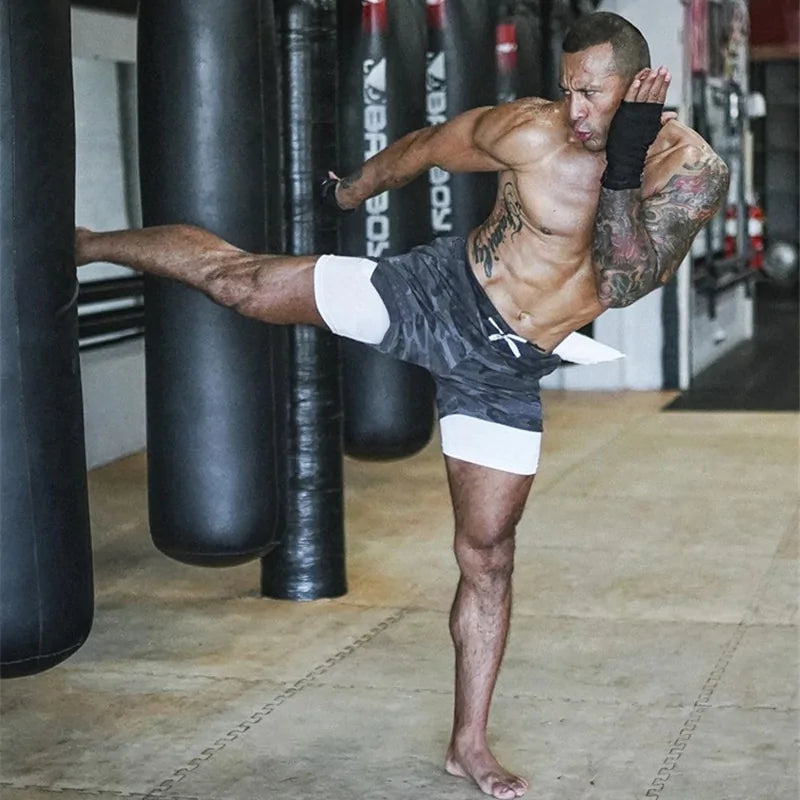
515, 160, 602, 240
513, 148, 666, 240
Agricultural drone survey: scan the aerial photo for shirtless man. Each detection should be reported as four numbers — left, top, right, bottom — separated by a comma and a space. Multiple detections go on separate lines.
76, 12, 728, 800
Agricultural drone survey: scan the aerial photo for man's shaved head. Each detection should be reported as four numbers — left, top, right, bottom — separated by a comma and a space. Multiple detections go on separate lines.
562, 12, 650, 82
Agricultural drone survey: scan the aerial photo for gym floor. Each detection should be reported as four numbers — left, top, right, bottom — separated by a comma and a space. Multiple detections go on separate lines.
1, 391, 797, 800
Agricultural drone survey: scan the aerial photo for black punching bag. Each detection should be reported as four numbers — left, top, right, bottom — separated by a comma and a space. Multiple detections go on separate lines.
542, 0, 573, 100
0, 0, 93, 678
496, 2, 545, 103
260, 0, 346, 600
495, 16, 518, 105
425, 0, 496, 237
338, 0, 435, 459
138, 0, 281, 567
514, 2, 545, 99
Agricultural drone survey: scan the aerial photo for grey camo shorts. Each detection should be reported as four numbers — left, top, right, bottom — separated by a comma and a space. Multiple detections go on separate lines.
369, 236, 563, 432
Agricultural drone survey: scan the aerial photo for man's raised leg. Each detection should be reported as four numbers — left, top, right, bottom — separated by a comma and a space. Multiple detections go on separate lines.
444, 456, 534, 799
75, 225, 325, 328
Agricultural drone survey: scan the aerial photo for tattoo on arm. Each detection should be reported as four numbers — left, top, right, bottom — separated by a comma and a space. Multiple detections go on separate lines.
592, 188, 655, 306
592, 156, 729, 307
471, 182, 524, 277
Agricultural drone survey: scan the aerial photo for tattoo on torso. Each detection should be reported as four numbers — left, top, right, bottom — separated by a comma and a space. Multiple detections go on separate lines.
472, 182, 525, 277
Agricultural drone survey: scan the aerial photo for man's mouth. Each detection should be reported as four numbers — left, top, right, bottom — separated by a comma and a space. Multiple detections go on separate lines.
574, 129, 592, 142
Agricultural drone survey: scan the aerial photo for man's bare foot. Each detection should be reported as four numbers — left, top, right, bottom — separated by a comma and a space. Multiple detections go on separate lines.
445, 743, 529, 799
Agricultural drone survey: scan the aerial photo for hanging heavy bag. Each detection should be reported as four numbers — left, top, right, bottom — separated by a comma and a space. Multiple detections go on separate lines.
0, 0, 93, 678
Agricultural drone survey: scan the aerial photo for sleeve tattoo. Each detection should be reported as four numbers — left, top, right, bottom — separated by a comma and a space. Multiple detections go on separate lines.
591, 155, 730, 308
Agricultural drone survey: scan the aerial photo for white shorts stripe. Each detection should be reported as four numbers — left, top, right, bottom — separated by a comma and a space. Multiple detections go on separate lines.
439, 414, 542, 475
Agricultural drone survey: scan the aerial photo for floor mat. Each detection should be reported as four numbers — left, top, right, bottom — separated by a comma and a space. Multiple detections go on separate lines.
666, 282, 799, 412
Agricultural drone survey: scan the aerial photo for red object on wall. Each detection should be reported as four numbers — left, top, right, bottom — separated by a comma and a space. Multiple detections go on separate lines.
749, 0, 799, 59
748, 205, 766, 271
724, 204, 766, 270
426, 0, 444, 31
689, 0, 709, 74
496, 22, 518, 72
362, 0, 388, 33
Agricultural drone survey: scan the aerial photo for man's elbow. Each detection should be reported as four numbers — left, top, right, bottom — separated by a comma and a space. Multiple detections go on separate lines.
596, 282, 636, 310
599, 293, 638, 310
595, 273, 649, 309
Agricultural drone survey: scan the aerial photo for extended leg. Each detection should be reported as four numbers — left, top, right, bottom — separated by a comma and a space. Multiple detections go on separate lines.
75, 225, 324, 327
444, 456, 535, 799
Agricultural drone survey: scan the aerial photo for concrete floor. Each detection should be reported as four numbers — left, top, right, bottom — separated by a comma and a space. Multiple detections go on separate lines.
1, 391, 797, 800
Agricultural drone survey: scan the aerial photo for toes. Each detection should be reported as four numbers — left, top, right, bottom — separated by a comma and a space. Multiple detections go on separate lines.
489, 777, 527, 799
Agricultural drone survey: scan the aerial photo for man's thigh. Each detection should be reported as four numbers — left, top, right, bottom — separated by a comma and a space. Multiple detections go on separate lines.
445, 455, 535, 545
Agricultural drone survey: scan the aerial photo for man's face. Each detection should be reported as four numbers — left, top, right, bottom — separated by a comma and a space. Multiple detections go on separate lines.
559, 43, 629, 152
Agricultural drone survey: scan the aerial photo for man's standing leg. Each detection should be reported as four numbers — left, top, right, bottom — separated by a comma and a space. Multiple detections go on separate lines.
444, 456, 534, 799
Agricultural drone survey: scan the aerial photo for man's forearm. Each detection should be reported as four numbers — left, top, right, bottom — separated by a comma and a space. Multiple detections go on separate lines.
591, 187, 661, 308
335, 127, 434, 208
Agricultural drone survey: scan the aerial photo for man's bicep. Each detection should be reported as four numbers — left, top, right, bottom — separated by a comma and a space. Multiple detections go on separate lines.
643, 154, 729, 284
426, 106, 512, 173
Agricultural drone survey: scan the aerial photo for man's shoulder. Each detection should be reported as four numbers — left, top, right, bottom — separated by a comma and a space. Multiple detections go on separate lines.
503, 97, 565, 134
474, 98, 567, 166
652, 120, 722, 166
644, 120, 727, 196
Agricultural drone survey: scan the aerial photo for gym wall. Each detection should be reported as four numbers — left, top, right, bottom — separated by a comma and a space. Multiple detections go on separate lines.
73, 8, 145, 469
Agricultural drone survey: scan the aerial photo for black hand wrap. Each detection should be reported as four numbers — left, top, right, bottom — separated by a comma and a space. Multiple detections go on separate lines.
602, 101, 663, 190
319, 176, 355, 214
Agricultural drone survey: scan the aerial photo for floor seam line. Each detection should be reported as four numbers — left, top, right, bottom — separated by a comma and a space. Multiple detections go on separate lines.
138, 607, 409, 798
640, 532, 787, 800
0, 781, 205, 800
640, 619, 749, 800
52, 666, 275, 687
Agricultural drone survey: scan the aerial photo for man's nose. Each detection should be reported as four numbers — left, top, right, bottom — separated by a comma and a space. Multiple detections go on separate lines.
568, 95, 588, 122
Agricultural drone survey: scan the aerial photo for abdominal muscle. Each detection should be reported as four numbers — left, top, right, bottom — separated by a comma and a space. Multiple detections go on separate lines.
466, 182, 606, 353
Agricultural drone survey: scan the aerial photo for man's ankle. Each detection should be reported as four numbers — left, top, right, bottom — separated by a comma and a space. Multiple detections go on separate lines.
450, 728, 488, 754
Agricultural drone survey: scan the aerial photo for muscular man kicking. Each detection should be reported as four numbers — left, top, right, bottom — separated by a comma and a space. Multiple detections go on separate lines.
76, 13, 728, 799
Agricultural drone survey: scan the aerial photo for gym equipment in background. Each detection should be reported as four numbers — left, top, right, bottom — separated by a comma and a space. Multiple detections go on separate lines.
338, 0, 435, 460
425, 0, 496, 237
0, 0, 94, 678
496, 1, 545, 103
261, 0, 347, 601
138, 0, 282, 566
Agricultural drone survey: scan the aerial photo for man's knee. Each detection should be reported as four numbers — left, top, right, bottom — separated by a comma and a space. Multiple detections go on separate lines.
454, 520, 517, 583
